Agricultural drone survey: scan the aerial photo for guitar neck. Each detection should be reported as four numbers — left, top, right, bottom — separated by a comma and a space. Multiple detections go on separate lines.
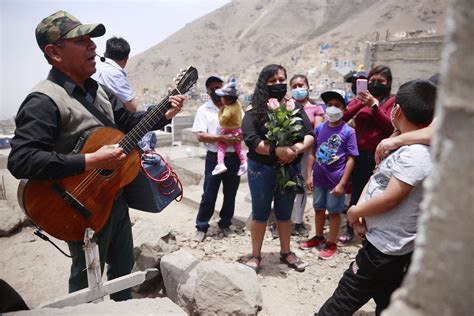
119, 88, 180, 154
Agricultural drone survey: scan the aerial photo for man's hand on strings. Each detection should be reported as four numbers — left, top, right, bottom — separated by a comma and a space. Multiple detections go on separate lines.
85, 144, 126, 170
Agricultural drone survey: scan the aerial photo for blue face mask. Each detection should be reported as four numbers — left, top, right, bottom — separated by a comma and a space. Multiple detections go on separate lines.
291, 88, 308, 101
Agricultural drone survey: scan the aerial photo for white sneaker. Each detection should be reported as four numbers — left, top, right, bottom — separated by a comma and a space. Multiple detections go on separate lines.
237, 163, 247, 176
212, 163, 227, 175
192, 230, 206, 242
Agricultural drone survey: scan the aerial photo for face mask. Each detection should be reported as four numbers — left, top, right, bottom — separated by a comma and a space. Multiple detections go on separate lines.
291, 87, 308, 101
368, 81, 388, 97
325, 106, 343, 123
267, 83, 287, 100
390, 104, 399, 128
210, 91, 220, 104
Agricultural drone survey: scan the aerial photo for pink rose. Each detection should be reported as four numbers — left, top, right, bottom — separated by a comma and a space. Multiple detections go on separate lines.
267, 98, 280, 111
286, 99, 296, 111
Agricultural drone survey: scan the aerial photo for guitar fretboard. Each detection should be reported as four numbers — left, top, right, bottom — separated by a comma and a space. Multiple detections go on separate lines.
118, 88, 181, 154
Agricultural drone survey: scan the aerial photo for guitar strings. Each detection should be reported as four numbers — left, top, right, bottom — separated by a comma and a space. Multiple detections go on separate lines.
69, 85, 185, 197
70, 95, 172, 197
70, 68, 194, 196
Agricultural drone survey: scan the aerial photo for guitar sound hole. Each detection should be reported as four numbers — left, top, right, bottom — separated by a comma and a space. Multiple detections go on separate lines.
99, 169, 114, 177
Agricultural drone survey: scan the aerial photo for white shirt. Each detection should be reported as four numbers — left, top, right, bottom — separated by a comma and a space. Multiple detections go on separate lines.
191, 100, 235, 153
364, 144, 432, 255
92, 57, 134, 103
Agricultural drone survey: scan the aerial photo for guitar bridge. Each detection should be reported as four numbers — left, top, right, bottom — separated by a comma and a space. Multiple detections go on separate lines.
52, 182, 92, 219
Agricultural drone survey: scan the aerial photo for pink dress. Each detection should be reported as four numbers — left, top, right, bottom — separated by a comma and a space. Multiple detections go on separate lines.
303, 103, 325, 127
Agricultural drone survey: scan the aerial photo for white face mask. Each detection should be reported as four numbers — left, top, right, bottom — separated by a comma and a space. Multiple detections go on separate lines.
325, 106, 343, 122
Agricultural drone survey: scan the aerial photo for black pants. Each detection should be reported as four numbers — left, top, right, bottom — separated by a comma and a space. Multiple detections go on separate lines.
317, 241, 412, 316
195, 151, 241, 232
0, 279, 29, 313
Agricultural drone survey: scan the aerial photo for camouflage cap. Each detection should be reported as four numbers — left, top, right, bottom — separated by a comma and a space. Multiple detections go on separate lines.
35, 10, 105, 51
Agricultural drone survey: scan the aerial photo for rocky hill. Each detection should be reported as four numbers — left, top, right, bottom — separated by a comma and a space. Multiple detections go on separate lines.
126, 0, 448, 106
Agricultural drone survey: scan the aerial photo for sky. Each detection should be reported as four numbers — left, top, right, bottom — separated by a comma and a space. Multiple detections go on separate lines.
0, 0, 230, 119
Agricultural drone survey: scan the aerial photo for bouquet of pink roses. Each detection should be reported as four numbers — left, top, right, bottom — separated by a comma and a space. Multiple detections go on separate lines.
265, 98, 304, 192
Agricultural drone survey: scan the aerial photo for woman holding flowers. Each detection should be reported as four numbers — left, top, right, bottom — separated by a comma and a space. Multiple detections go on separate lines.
241, 64, 314, 273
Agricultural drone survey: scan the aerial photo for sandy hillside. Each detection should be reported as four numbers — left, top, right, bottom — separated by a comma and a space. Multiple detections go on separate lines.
126, 0, 447, 101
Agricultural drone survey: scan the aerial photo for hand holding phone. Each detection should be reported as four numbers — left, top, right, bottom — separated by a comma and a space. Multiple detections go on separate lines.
356, 79, 368, 95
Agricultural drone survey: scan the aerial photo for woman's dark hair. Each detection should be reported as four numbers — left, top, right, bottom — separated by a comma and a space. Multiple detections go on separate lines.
251, 64, 287, 126
369, 65, 393, 96
289, 74, 309, 87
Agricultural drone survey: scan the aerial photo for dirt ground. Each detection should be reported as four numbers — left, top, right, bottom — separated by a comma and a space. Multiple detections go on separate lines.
1, 201, 375, 315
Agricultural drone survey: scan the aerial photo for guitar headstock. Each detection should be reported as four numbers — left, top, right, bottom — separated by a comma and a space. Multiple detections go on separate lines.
173, 66, 198, 95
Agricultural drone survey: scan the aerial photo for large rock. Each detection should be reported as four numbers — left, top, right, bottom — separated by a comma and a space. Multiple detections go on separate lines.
160, 250, 199, 313
0, 201, 26, 236
5, 297, 186, 315
131, 219, 178, 295
161, 251, 262, 315
132, 219, 178, 268
194, 261, 262, 316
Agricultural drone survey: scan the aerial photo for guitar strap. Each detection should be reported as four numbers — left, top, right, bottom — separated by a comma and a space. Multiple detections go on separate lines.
75, 92, 117, 128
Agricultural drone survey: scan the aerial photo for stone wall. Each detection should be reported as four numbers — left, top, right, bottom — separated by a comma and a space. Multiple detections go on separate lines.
384, 0, 474, 315
369, 36, 445, 92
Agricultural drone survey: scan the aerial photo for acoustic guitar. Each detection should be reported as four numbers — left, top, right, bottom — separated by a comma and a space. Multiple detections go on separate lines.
17, 66, 198, 241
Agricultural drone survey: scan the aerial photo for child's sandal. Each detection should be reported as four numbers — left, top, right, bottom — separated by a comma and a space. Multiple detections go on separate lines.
280, 252, 307, 272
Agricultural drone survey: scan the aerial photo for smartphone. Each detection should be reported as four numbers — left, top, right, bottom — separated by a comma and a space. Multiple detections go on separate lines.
356, 79, 368, 94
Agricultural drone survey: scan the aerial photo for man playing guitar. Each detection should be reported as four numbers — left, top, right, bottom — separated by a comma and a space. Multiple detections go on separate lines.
7, 11, 185, 301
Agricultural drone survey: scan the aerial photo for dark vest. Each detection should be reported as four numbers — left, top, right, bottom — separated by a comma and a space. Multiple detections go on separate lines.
31, 80, 115, 154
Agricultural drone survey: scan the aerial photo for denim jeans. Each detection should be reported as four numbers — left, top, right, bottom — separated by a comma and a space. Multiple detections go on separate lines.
247, 158, 297, 223
195, 151, 241, 232
67, 194, 134, 301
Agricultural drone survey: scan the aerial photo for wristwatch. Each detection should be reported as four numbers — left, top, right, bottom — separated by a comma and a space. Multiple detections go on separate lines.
371, 102, 379, 112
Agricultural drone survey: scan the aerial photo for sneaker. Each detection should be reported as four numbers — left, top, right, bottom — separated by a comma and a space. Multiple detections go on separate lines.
293, 223, 309, 237
212, 163, 227, 175
192, 230, 206, 242
269, 222, 279, 239
237, 163, 247, 176
319, 242, 337, 260
220, 227, 236, 238
299, 235, 325, 250
337, 231, 355, 247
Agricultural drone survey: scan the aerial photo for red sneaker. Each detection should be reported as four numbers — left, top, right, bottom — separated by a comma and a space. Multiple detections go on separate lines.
299, 236, 325, 250
319, 242, 337, 260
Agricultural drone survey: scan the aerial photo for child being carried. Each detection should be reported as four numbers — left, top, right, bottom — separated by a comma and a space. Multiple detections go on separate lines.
212, 79, 247, 176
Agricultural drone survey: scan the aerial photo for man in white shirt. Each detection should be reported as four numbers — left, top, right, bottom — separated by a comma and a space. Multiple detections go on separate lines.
93, 37, 137, 111
191, 76, 242, 242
